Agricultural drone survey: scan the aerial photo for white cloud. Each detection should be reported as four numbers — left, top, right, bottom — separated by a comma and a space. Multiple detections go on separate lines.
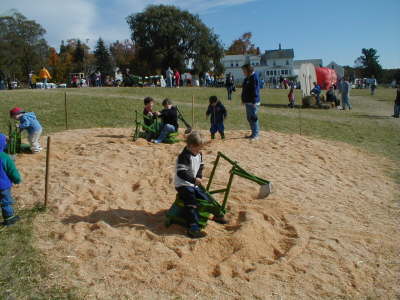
0, 0, 256, 49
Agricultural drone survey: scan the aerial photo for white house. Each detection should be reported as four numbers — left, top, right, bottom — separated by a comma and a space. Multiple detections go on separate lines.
261, 45, 294, 83
221, 45, 326, 85
222, 44, 296, 84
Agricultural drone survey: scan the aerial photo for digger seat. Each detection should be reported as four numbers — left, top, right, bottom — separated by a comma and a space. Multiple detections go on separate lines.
165, 192, 225, 229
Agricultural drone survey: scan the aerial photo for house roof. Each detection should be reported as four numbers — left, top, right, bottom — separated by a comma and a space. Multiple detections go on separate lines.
263, 49, 294, 59
293, 59, 323, 68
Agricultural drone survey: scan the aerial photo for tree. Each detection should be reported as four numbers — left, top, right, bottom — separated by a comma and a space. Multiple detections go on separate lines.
94, 38, 114, 79
126, 5, 224, 75
110, 39, 136, 71
0, 11, 49, 81
73, 39, 85, 71
226, 32, 259, 55
354, 48, 383, 79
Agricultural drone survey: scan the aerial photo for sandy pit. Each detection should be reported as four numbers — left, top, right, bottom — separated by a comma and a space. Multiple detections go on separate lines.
13, 128, 399, 299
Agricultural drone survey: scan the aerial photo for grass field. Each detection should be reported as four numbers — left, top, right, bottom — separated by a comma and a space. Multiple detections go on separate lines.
0, 86, 399, 299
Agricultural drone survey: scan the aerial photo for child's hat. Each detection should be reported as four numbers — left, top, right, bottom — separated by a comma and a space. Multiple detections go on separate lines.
10, 107, 24, 116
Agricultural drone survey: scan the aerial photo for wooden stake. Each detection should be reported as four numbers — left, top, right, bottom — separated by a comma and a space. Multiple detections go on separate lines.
44, 136, 51, 208
192, 95, 195, 129
299, 106, 302, 136
64, 92, 68, 130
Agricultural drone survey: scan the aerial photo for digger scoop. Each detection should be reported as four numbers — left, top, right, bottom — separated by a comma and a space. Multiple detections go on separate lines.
258, 182, 273, 199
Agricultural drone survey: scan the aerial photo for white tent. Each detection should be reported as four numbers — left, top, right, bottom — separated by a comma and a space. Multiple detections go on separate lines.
299, 63, 317, 96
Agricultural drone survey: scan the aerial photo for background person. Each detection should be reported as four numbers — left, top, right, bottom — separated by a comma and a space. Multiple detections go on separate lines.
370, 76, 377, 95
39, 66, 51, 89
340, 78, 352, 110
225, 73, 235, 101
392, 84, 400, 118
241, 63, 260, 140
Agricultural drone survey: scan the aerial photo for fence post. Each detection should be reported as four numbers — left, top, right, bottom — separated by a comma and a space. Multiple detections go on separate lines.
192, 95, 195, 129
64, 92, 68, 130
44, 136, 51, 208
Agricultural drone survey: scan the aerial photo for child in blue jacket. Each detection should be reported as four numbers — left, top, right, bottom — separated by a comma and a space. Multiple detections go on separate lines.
0, 133, 22, 226
206, 96, 227, 139
10, 107, 43, 153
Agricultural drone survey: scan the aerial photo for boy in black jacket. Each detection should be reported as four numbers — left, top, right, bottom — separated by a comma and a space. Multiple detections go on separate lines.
153, 98, 179, 143
206, 96, 227, 140
175, 131, 227, 238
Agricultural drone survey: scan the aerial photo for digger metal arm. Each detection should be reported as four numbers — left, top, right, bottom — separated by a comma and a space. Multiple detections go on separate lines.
206, 151, 271, 210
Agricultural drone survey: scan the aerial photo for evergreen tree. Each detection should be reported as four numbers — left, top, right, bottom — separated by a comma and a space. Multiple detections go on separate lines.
73, 39, 85, 72
94, 38, 113, 79
354, 48, 383, 79
60, 40, 67, 54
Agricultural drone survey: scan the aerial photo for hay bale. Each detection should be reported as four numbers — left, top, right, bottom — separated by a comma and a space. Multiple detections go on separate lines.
302, 96, 315, 108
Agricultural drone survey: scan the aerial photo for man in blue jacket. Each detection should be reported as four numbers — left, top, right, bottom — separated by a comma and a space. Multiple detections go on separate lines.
0, 134, 22, 226
241, 63, 260, 140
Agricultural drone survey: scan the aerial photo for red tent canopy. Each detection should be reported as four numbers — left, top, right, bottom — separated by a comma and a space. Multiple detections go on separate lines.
315, 67, 337, 90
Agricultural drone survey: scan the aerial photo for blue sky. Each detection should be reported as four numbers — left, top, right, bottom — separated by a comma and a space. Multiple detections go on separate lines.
1, 0, 399, 68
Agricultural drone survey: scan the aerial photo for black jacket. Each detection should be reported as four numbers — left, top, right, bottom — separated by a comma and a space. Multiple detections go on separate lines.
206, 102, 227, 124
159, 106, 178, 130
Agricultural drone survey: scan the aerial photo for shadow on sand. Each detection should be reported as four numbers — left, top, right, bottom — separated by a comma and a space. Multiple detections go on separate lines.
95, 134, 127, 139
62, 208, 187, 237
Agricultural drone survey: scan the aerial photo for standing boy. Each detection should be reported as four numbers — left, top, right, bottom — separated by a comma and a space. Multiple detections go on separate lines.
0, 134, 22, 226
10, 107, 43, 153
206, 96, 227, 139
393, 85, 400, 118
241, 63, 260, 140
175, 131, 227, 238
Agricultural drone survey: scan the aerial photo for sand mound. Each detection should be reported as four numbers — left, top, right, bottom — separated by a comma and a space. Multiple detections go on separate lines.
13, 128, 399, 299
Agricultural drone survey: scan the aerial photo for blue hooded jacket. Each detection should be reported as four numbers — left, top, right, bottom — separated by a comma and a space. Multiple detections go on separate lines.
0, 134, 22, 190
241, 72, 260, 104
19, 112, 42, 134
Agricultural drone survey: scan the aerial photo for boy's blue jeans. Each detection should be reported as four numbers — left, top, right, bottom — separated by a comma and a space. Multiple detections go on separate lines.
342, 95, 352, 109
176, 186, 209, 231
155, 124, 176, 143
245, 103, 260, 137
210, 122, 224, 135
0, 189, 15, 220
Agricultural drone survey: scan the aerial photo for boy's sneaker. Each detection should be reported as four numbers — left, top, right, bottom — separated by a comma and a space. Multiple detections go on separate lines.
250, 136, 259, 141
212, 215, 228, 224
211, 134, 215, 140
3, 215, 20, 226
187, 229, 207, 239
220, 132, 225, 139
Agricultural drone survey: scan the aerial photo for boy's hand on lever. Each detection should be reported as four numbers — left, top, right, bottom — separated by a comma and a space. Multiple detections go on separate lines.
195, 178, 202, 186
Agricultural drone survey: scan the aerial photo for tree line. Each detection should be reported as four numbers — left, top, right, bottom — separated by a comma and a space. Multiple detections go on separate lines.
0, 5, 224, 85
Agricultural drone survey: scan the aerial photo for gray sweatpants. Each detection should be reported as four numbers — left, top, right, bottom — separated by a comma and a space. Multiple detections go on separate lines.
28, 129, 42, 152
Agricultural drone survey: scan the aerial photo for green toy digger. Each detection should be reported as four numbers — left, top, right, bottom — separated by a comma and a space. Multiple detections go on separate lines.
5, 121, 30, 156
132, 105, 192, 143
165, 152, 272, 229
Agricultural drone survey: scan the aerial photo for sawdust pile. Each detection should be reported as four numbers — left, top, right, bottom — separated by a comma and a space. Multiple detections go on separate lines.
14, 128, 399, 299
